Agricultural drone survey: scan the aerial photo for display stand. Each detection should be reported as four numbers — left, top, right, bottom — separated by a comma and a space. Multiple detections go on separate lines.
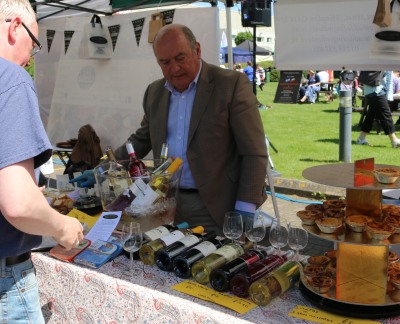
301, 162, 400, 317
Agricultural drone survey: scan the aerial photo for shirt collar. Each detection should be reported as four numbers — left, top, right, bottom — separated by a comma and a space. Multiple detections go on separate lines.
165, 61, 202, 93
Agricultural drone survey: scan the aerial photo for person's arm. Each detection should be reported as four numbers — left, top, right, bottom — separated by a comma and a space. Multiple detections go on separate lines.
0, 159, 83, 249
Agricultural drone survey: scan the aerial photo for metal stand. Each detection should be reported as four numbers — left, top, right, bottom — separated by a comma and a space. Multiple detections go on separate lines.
265, 154, 281, 225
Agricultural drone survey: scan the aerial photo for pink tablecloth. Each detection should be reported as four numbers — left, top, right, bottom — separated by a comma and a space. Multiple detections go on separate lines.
33, 252, 400, 323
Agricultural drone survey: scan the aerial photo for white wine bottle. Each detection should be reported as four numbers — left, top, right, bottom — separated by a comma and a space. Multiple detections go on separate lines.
139, 226, 204, 265
131, 157, 183, 207
191, 241, 253, 285
105, 146, 131, 197
248, 260, 301, 306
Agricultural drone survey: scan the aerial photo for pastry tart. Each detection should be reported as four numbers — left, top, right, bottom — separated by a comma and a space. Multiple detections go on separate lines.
385, 215, 400, 233
365, 220, 395, 240
323, 199, 346, 210
389, 250, 399, 263
345, 215, 370, 233
307, 255, 331, 268
305, 203, 325, 212
315, 217, 342, 234
303, 264, 326, 278
296, 210, 322, 225
307, 275, 335, 294
324, 208, 345, 219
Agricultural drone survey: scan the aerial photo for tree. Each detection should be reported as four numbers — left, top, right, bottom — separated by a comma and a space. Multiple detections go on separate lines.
234, 31, 253, 46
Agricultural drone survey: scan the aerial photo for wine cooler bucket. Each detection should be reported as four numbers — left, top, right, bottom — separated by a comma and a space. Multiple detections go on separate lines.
93, 159, 181, 232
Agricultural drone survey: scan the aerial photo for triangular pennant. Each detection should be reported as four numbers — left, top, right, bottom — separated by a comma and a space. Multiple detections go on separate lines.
132, 18, 145, 47
64, 30, 75, 54
161, 9, 175, 25
108, 24, 120, 51
46, 30, 56, 53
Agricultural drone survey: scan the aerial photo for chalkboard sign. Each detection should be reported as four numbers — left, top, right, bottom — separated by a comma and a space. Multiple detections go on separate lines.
274, 71, 303, 104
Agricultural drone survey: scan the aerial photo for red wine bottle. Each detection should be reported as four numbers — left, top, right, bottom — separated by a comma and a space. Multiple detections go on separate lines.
209, 247, 273, 292
230, 250, 294, 298
172, 238, 228, 279
125, 140, 148, 177
155, 231, 217, 271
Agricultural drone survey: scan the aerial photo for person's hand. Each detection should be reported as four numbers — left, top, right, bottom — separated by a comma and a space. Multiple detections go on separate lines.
69, 170, 95, 188
53, 216, 84, 250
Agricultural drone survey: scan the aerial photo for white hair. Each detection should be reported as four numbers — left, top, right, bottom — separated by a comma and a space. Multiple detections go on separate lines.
0, 0, 36, 27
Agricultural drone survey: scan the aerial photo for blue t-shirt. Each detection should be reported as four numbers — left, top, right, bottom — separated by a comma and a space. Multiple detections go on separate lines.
243, 66, 254, 82
0, 58, 52, 258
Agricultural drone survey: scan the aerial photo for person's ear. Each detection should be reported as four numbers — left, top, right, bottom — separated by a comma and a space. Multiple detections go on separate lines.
7, 17, 22, 45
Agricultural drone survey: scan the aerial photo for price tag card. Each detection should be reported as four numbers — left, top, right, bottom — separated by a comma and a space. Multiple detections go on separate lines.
289, 305, 380, 324
354, 158, 374, 187
171, 280, 257, 315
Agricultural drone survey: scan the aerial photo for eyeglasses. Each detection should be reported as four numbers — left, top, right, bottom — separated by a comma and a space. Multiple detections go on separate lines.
5, 19, 42, 57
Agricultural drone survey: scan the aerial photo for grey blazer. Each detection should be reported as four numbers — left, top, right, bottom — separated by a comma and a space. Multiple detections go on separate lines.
116, 61, 267, 226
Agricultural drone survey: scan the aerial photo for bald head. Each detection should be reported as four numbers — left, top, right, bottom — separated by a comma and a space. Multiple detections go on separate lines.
152, 24, 201, 92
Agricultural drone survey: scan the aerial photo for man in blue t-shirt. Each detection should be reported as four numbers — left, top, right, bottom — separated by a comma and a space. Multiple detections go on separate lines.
0, 1, 84, 322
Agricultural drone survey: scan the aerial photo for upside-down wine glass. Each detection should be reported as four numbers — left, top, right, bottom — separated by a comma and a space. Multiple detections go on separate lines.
121, 222, 142, 273
223, 211, 243, 243
269, 219, 288, 256
245, 210, 266, 250
287, 222, 308, 261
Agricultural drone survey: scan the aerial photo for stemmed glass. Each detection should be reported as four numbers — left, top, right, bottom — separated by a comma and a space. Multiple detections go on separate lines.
223, 211, 243, 243
269, 219, 288, 256
245, 210, 266, 249
121, 222, 142, 272
287, 222, 308, 261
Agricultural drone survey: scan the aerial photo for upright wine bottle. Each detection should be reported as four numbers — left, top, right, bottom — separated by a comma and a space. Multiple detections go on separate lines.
160, 143, 169, 163
105, 146, 131, 196
173, 238, 228, 279
191, 241, 253, 285
155, 231, 217, 271
126, 140, 148, 177
230, 250, 295, 298
139, 226, 204, 265
209, 246, 274, 292
123, 222, 189, 260
249, 260, 301, 306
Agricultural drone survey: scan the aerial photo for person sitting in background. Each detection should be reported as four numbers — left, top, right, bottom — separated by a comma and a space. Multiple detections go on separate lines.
243, 61, 254, 82
234, 63, 243, 72
317, 70, 329, 90
298, 70, 321, 104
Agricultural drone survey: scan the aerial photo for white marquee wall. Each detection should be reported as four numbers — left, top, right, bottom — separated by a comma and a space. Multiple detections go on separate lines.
36, 7, 220, 151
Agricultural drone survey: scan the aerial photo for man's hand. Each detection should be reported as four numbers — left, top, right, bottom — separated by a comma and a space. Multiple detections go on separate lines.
69, 170, 95, 188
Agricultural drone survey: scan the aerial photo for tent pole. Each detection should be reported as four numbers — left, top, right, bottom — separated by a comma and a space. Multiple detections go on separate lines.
252, 25, 257, 95
226, 4, 234, 69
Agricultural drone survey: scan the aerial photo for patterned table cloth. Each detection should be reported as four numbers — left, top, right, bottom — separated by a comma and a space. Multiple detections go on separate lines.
33, 253, 400, 324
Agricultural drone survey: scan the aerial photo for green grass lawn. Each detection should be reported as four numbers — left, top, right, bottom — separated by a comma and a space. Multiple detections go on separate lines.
256, 82, 399, 180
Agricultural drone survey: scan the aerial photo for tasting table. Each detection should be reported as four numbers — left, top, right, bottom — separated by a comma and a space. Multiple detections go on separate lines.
32, 252, 400, 323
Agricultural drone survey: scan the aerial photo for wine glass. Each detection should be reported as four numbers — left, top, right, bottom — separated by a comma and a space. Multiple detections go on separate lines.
287, 222, 308, 261
245, 211, 266, 249
223, 211, 243, 243
269, 219, 288, 256
121, 222, 142, 272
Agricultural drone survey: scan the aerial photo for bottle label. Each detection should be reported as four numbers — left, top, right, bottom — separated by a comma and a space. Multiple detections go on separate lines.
129, 180, 145, 197
244, 251, 262, 265
179, 235, 201, 247
214, 245, 243, 259
192, 241, 217, 256
130, 184, 159, 207
160, 230, 185, 246
144, 226, 170, 241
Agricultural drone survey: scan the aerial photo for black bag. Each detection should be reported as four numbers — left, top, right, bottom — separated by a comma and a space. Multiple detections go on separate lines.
358, 71, 384, 86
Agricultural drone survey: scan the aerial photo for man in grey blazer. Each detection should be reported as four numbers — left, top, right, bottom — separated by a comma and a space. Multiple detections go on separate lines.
114, 24, 267, 234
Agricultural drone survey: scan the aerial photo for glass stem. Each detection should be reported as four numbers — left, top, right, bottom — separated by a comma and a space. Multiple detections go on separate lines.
130, 252, 134, 270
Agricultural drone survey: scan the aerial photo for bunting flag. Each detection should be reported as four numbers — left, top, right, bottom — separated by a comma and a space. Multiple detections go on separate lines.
46, 30, 56, 53
132, 18, 145, 46
161, 9, 175, 25
108, 24, 120, 51
64, 30, 75, 54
